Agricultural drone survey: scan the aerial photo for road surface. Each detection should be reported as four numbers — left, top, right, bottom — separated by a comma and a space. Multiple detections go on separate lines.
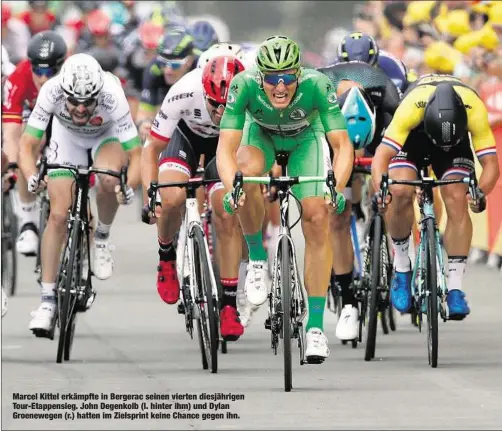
2, 197, 502, 430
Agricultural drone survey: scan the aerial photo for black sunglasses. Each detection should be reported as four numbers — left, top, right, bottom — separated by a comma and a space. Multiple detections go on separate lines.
206, 96, 225, 109
66, 96, 97, 107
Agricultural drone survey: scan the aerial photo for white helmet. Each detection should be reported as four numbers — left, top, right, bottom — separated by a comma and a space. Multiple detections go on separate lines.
60, 53, 104, 101
197, 43, 245, 69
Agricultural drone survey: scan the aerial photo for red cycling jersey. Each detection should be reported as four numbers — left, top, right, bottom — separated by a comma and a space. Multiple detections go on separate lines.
2, 59, 38, 124
18, 10, 56, 34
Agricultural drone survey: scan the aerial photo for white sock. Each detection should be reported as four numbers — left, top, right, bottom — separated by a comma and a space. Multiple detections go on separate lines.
95, 220, 111, 241
447, 256, 466, 292
19, 199, 38, 227
392, 235, 411, 272
40, 282, 56, 303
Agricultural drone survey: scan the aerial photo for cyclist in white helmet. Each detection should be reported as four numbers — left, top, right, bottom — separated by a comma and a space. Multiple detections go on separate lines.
197, 42, 246, 68
18, 53, 142, 337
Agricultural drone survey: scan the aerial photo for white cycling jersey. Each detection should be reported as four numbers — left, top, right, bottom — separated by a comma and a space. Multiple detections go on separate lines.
25, 72, 140, 172
150, 67, 219, 141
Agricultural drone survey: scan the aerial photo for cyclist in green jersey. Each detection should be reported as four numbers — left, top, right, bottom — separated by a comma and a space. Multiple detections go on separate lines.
216, 35, 354, 361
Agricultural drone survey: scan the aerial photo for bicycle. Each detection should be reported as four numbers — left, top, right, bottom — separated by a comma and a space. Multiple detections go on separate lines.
379, 159, 481, 368
1, 162, 18, 297
147, 177, 223, 374
35, 156, 128, 364
231, 151, 338, 392
349, 157, 395, 361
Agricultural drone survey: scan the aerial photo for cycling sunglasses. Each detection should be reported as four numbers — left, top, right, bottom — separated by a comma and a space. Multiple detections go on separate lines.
66, 96, 97, 108
262, 72, 298, 86
32, 65, 59, 78
206, 96, 225, 109
157, 56, 188, 70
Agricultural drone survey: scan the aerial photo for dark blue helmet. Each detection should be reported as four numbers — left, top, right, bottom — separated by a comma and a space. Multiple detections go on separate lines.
157, 27, 195, 60
189, 20, 219, 52
377, 50, 408, 92
337, 32, 379, 66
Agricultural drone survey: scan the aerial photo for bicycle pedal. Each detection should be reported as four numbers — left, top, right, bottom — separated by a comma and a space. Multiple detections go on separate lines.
306, 355, 325, 365
222, 334, 240, 342
31, 328, 53, 339
264, 317, 271, 330
447, 314, 467, 322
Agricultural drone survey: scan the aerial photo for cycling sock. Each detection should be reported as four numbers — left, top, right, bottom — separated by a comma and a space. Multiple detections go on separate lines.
306, 296, 326, 331
158, 239, 176, 262
447, 256, 467, 292
221, 278, 238, 309
18, 199, 38, 227
95, 221, 111, 240
352, 202, 365, 221
337, 272, 356, 307
40, 282, 56, 303
392, 235, 411, 272
244, 231, 268, 261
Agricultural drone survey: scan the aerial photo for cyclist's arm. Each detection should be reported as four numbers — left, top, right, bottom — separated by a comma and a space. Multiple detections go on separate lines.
2, 75, 25, 161
18, 81, 55, 180
216, 74, 248, 193
465, 91, 500, 195
1, 150, 9, 174
316, 75, 353, 192
372, 92, 422, 192
140, 84, 185, 192
137, 64, 162, 127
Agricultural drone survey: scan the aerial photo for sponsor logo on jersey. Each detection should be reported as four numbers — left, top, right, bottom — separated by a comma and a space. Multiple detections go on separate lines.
415, 100, 427, 109
47, 83, 64, 105
231, 83, 239, 94
257, 94, 273, 110
227, 93, 236, 104
158, 109, 168, 120
289, 108, 306, 120
289, 93, 303, 107
166, 92, 194, 103
59, 110, 72, 121
89, 116, 103, 126
327, 92, 337, 104
152, 119, 160, 129
180, 109, 191, 116
194, 109, 201, 118
99, 92, 118, 112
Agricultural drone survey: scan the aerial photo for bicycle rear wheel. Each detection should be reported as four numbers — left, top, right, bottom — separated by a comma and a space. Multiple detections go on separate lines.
425, 218, 438, 368
365, 215, 382, 362
56, 223, 80, 363
280, 236, 292, 392
2, 192, 18, 296
193, 228, 219, 374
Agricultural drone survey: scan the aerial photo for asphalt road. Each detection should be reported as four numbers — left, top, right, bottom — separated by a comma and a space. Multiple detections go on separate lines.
2, 197, 502, 430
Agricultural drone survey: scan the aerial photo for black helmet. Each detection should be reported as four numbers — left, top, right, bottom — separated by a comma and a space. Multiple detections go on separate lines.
157, 27, 194, 60
337, 32, 379, 66
87, 46, 119, 72
27, 30, 67, 68
423, 83, 468, 150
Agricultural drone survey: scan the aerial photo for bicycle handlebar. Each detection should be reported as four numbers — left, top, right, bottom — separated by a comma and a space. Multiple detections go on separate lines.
379, 171, 480, 210
147, 177, 220, 215
37, 156, 128, 197
231, 170, 337, 210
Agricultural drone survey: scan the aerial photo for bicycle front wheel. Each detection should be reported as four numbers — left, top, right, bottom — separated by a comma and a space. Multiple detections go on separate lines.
365, 214, 382, 362
56, 223, 80, 364
425, 218, 438, 368
193, 227, 219, 374
35, 194, 50, 277
280, 236, 292, 392
2, 192, 18, 296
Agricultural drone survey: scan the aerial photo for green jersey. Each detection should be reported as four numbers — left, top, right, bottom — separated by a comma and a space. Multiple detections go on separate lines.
220, 67, 346, 136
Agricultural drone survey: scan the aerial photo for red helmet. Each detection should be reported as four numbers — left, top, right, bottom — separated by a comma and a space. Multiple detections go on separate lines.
139, 21, 164, 50
202, 55, 245, 105
87, 9, 111, 36
2, 3, 11, 25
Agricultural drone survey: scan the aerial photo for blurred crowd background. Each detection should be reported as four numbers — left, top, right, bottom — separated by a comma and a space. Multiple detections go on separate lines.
1, 0, 501, 270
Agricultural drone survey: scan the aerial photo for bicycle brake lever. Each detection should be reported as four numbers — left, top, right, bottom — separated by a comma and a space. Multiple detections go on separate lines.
37, 156, 48, 183
148, 181, 158, 215
232, 171, 243, 209
119, 166, 128, 197
326, 170, 336, 205
380, 173, 389, 209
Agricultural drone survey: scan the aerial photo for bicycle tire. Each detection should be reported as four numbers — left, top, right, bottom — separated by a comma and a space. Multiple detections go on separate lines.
2, 193, 18, 296
425, 218, 438, 368
56, 223, 80, 364
280, 236, 292, 392
365, 215, 382, 362
193, 228, 219, 373
35, 195, 50, 277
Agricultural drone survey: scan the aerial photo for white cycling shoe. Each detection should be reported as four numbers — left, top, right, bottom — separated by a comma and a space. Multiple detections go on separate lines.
2, 287, 8, 318
29, 302, 56, 332
93, 239, 114, 280
244, 260, 270, 306
335, 305, 359, 341
16, 223, 39, 256
305, 328, 329, 362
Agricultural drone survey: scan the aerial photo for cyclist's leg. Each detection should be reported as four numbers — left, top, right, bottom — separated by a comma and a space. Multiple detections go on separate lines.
237, 120, 275, 306
30, 121, 85, 333
89, 132, 129, 281
385, 132, 422, 313
155, 129, 199, 304
287, 129, 332, 359
433, 140, 474, 318
205, 156, 244, 339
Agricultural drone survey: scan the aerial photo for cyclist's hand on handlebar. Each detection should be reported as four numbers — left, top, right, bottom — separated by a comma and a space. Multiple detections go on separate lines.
27, 173, 46, 194
115, 184, 135, 205
326, 192, 346, 215
223, 189, 245, 215
141, 203, 157, 224
376, 191, 392, 213
467, 186, 486, 213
